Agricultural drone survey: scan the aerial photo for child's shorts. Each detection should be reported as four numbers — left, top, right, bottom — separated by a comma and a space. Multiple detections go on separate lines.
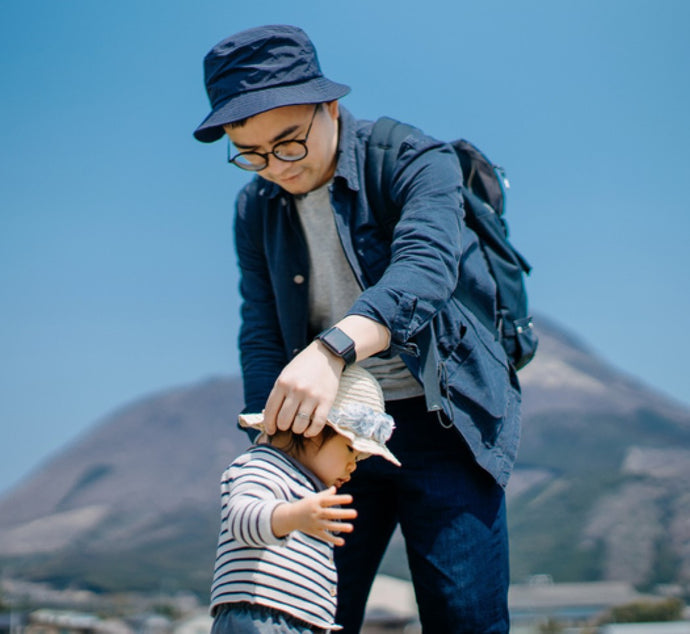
211, 602, 332, 634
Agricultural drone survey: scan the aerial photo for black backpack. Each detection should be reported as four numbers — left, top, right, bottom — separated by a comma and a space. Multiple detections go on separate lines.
365, 116, 537, 371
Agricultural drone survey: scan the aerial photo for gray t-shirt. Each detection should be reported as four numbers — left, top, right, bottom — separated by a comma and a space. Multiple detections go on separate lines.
295, 181, 423, 401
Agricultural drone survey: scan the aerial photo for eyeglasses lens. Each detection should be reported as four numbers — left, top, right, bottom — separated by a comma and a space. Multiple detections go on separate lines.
272, 141, 308, 161
233, 153, 266, 170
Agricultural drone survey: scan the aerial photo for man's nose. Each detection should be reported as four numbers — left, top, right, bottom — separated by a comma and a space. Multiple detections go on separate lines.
264, 155, 292, 178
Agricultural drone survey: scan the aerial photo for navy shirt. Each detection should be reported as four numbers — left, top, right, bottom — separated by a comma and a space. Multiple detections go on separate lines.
233, 107, 521, 487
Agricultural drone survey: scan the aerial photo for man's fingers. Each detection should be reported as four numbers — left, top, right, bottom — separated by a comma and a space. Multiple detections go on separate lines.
261, 387, 285, 434
305, 402, 331, 437
303, 416, 327, 438
292, 400, 317, 434
274, 394, 300, 431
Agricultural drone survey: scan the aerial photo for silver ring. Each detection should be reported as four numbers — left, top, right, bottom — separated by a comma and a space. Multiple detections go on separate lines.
296, 411, 311, 419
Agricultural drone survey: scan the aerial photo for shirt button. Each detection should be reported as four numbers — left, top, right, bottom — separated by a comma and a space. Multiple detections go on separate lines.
330, 586, 337, 597
291, 348, 300, 357
293, 274, 305, 284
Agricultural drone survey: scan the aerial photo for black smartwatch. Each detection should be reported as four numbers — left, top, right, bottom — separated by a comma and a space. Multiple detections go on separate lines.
315, 326, 356, 366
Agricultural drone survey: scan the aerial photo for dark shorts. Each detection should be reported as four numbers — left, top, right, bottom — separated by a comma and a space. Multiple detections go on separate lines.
212, 602, 331, 634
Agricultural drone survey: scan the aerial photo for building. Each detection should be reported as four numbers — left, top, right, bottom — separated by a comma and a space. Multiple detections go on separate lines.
24, 611, 130, 634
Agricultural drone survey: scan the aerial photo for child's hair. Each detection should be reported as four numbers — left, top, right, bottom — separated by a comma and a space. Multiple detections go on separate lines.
269, 424, 337, 457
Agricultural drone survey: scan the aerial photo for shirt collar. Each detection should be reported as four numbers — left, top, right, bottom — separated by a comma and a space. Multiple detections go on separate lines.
332, 106, 362, 192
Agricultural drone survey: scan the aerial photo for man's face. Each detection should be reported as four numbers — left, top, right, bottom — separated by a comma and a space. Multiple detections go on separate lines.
224, 102, 340, 195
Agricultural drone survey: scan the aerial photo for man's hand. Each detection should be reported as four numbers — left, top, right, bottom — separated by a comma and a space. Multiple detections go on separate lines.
262, 340, 344, 437
261, 315, 391, 437
271, 487, 357, 546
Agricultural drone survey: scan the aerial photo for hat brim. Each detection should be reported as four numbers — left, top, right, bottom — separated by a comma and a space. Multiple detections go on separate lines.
333, 425, 401, 467
194, 77, 350, 143
238, 412, 401, 467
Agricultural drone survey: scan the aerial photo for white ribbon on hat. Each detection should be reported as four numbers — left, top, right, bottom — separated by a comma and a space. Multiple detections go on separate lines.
327, 403, 395, 444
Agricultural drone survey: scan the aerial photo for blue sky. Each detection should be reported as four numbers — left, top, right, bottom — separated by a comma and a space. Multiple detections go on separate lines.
2, 0, 689, 495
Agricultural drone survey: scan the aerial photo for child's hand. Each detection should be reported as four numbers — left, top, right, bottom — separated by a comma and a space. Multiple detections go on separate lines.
271, 487, 357, 546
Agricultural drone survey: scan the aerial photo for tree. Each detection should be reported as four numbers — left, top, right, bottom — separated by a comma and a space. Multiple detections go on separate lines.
600, 597, 684, 623
538, 618, 564, 633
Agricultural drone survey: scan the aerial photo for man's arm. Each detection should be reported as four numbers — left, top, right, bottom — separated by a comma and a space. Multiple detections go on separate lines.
348, 136, 463, 347
262, 135, 462, 437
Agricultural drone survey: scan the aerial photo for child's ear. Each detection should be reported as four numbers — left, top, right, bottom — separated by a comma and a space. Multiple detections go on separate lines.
305, 430, 326, 450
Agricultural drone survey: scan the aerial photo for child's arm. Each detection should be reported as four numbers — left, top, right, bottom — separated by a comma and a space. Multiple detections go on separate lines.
271, 486, 357, 546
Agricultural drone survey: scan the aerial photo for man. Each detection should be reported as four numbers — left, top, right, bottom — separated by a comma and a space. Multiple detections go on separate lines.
194, 24, 520, 633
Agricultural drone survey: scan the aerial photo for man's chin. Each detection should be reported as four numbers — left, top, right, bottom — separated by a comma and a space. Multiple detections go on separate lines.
279, 177, 313, 196
276, 172, 329, 196
283, 184, 309, 195
272, 171, 305, 193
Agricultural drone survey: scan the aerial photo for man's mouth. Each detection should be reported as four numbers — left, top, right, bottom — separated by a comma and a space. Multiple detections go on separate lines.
280, 171, 301, 184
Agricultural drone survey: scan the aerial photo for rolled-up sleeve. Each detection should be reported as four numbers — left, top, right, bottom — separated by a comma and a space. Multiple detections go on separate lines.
347, 136, 464, 346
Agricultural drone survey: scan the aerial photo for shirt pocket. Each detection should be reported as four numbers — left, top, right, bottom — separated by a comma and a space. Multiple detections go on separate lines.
436, 301, 509, 421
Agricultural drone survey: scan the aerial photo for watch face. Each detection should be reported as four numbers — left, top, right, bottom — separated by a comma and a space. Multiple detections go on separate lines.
323, 327, 355, 354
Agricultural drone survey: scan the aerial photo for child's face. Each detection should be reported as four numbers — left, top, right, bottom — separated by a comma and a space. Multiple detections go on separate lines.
301, 433, 366, 488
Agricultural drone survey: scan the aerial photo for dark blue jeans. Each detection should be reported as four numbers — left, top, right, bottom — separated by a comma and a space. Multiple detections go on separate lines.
335, 396, 510, 633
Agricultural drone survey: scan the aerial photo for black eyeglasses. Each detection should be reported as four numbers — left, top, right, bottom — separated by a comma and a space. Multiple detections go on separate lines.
227, 105, 320, 171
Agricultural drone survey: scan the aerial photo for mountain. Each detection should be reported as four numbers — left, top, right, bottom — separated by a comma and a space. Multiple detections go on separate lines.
507, 317, 690, 590
1, 314, 689, 596
0, 379, 248, 594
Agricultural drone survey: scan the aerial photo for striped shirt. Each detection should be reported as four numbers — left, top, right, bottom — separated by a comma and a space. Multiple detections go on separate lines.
210, 444, 341, 631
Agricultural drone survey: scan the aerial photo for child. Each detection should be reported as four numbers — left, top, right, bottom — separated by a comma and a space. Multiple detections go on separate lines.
210, 364, 400, 634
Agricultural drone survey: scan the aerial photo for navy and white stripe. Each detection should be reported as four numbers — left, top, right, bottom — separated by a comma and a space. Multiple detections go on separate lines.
210, 444, 340, 630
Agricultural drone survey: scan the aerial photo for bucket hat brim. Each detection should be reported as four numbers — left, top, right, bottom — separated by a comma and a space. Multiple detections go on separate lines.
238, 411, 401, 467
193, 77, 350, 143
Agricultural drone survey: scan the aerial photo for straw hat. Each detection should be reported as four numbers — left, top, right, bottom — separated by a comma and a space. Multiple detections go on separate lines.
239, 364, 400, 466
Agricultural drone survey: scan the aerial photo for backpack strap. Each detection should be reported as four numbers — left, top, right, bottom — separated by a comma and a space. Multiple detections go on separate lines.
365, 116, 417, 239
365, 117, 446, 419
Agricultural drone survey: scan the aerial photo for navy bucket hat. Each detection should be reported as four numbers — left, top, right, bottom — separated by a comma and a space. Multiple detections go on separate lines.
194, 25, 351, 143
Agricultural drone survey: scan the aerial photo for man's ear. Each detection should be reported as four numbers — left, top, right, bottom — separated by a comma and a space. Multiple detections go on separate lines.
325, 100, 340, 121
